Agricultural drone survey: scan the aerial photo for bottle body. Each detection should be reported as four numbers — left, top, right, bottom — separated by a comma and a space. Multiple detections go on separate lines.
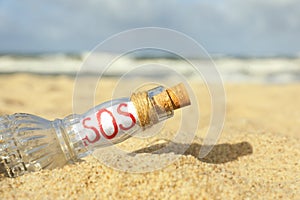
0, 98, 140, 177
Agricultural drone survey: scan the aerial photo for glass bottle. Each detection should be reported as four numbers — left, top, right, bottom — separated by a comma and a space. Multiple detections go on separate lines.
0, 83, 190, 177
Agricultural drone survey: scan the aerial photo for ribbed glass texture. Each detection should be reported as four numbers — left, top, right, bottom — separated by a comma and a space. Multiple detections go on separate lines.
0, 114, 68, 177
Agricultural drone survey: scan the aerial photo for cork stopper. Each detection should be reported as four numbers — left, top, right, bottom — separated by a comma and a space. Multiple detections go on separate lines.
152, 83, 190, 112
166, 83, 191, 109
130, 83, 191, 128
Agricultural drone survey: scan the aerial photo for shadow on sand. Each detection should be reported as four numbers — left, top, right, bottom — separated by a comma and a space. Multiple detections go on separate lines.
132, 141, 253, 164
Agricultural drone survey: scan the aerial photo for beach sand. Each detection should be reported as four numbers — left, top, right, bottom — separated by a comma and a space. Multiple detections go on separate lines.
0, 74, 299, 199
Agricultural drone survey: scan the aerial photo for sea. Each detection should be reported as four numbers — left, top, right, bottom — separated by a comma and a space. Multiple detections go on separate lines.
0, 52, 300, 84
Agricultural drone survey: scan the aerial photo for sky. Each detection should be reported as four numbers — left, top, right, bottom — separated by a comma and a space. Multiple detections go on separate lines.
0, 0, 299, 56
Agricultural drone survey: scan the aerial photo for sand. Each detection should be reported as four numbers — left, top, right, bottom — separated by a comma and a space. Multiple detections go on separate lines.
0, 74, 299, 199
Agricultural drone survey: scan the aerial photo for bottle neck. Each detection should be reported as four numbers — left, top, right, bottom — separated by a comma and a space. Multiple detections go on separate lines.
53, 115, 90, 162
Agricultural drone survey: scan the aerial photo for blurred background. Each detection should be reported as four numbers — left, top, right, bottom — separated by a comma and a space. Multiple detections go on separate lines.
0, 0, 299, 83
0, 2, 299, 198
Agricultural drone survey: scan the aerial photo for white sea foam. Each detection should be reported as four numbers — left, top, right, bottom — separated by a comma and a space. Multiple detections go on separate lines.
0, 53, 299, 83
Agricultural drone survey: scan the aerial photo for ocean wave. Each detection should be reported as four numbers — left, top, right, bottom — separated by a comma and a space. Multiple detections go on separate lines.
0, 53, 300, 83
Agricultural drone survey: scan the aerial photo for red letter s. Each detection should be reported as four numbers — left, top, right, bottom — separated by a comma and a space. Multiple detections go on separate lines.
117, 103, 136, 131
82, 117, 101, 146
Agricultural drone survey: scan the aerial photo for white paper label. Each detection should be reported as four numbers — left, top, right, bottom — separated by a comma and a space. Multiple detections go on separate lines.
79, 102, 138, 146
